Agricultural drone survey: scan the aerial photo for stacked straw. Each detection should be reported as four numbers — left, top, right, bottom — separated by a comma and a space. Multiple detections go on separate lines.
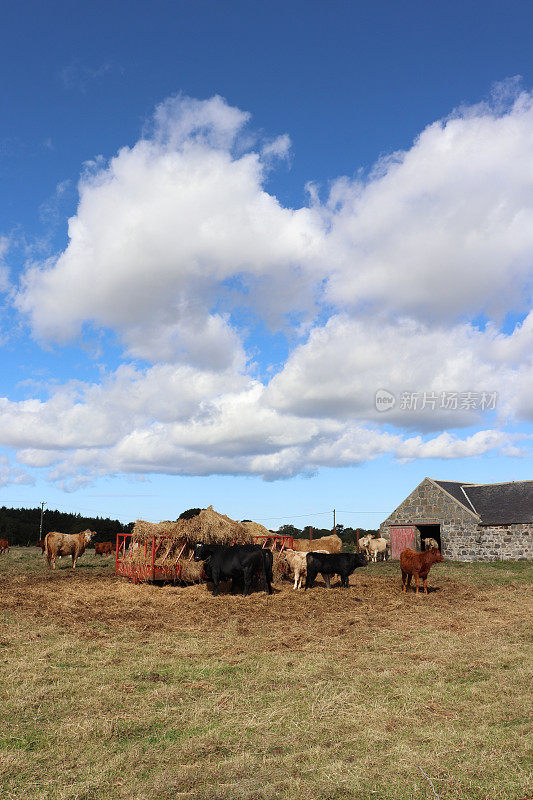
129, 506, 274, 584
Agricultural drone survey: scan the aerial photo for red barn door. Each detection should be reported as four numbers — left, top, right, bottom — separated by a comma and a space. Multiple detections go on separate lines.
390, 525, 416, 559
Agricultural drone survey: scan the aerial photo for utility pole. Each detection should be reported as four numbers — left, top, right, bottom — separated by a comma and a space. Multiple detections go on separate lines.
333, 508, 336, 534
39, 501, 46, 541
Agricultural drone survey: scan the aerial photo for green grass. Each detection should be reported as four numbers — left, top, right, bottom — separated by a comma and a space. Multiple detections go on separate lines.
0, 547, 531, 799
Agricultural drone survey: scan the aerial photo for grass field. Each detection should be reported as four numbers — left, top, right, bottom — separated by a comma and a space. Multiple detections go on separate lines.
0, 546, 531, 800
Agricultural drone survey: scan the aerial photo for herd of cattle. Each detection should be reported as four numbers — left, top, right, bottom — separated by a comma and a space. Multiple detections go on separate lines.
0, 529, 445, 595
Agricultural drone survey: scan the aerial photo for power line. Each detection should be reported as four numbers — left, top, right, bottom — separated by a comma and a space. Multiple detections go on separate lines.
254, 511, 332, 520
337, 510, 391, 514
254, 509, 391, 521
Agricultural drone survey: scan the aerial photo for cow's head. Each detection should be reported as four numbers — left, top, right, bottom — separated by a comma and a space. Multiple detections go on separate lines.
83, 530, 95, 544
352, 552, 368, 568
193, 542, 210, 561
430, 547, 444, 563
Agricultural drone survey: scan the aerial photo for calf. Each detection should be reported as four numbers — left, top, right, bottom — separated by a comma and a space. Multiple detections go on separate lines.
358, 535, 389, 562
194, 543, 273, 597
305, 551, 367, 590
423, 537, 439, 551
0, 539, 8, 555
36, 540, 46, 554
367, 537, 389, 562
94, 541, 114, 557
283, 548, 329, 589
400, 547, 444, 594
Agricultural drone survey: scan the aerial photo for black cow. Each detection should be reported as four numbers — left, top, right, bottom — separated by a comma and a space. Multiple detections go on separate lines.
305, 551, 367, 590
193, 543, 273, 597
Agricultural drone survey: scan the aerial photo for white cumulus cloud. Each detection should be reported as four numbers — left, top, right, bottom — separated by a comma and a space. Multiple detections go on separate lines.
4, 86, 533, 487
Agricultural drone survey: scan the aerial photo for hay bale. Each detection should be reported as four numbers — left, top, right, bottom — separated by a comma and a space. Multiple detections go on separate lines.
127, 506, 259, 572
291, 534, 342, 553
178, 559, 206, 584
240, 520, 272, 539
272, 550, 290, 582
131, 505, 252, 548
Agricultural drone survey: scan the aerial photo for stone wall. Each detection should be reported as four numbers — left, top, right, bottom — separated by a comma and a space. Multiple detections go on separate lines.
380, 478, 532, 561
443, 523, 532, 561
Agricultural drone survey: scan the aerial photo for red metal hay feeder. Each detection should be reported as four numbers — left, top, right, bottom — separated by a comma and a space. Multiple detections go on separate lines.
115, 532, 293, 584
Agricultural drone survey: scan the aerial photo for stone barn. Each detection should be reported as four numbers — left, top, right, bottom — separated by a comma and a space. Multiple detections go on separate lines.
379, 478, 532, 561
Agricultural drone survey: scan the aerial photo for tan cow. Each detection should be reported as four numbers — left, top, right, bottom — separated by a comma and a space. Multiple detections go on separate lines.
423, 537, 439, 551
94, 541, 114, 557
282, 549, 330, 589
358, 535, 389, 562
0, 539, 9, 555
358, 534, 372, 558
45, 530, 95, 569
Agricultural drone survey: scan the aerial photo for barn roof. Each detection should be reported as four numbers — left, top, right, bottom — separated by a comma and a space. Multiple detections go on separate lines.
433, 480, 476, 513
433, 479, 533, 524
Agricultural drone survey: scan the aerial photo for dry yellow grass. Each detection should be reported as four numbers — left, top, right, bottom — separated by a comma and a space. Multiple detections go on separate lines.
0, 547, 531, 800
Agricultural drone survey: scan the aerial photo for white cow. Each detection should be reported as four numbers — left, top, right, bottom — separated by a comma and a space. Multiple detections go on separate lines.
358, 535, 390, 562
282, 548, 330, 589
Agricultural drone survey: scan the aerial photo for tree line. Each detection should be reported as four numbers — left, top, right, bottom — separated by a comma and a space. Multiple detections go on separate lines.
0, 506, 378, 549
0, 506, 133, 547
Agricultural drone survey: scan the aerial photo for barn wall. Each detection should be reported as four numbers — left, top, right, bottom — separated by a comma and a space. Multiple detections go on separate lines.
380, 478, 532, 561
447, 523, 532, 561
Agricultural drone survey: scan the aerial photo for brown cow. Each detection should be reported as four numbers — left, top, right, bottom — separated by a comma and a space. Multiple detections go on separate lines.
0, 539, 9, 555
94, 541, 114, 557
44, 530, 95, 569
36, 540, 46, 554
400, 547, 444, 594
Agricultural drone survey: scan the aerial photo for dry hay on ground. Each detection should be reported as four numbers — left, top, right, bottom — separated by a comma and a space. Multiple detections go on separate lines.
3, 559, 530, 657
291, 534, 342, 553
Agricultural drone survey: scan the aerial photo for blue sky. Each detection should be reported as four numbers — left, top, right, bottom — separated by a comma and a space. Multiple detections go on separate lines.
1, 0, 532, 528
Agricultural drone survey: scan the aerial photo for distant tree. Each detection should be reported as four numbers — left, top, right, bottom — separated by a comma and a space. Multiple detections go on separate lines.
178, 508, 203, 520
0, 506, 130, 547
277, 524, 303, 538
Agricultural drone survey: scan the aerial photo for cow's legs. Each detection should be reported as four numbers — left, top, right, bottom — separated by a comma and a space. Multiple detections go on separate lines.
322, 573, 331, 589
293, 570, 299, 590
243, 567, 254, 596
414, 574, 420, 594
305, 567, 317, 590
423, 577, 428, 594
211, 570, 220, 596
401, 570, 406, 590
72, 555, 77, 568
